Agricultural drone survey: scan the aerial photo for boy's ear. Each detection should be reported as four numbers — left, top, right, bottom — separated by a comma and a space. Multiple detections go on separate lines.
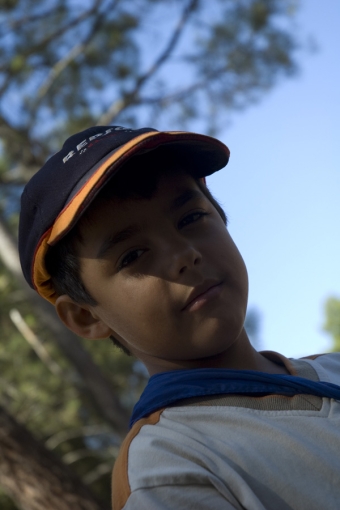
55, 295, 112, 340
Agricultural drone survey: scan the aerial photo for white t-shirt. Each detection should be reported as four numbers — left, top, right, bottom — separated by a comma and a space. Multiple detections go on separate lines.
112, 352, 340, 510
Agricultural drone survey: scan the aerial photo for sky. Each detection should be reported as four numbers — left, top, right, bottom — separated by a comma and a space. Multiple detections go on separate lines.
206, 0, 340, 357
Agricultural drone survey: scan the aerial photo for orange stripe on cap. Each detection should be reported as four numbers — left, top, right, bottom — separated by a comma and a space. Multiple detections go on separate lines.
33, 230, 60, 303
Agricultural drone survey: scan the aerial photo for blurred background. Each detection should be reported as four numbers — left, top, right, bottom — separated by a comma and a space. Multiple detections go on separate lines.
0, 1, 339, 509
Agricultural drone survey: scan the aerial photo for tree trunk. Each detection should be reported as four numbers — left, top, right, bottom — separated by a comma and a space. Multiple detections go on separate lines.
0, 218, 129, 434
0, 405, 109, 510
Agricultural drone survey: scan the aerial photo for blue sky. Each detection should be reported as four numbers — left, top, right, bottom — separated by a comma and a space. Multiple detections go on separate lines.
206, 0, 340, 357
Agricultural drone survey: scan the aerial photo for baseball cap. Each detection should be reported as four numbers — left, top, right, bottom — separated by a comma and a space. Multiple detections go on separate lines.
19, 125, 230, 303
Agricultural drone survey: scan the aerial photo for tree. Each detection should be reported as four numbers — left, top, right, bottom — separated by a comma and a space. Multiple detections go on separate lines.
324, 297, 340, 352
0, 405, 107, 510
0, 0, 301, 508
0, 0, 299, 180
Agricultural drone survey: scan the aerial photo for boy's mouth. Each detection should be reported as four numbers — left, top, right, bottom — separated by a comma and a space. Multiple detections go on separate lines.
182, 280, 223, 312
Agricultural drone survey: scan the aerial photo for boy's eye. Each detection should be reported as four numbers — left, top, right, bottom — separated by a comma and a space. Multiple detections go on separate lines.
118, 249, 144, 270
178, 211, 208, 229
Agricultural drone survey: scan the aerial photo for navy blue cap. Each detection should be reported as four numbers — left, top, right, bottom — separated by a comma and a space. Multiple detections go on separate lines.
18, 125, 230, 302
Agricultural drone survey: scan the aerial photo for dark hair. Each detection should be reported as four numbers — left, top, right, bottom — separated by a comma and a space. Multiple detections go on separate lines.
45, 149, 227, 355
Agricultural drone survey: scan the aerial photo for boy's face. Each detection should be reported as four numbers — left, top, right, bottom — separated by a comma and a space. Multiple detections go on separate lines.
76, 170, 248, 373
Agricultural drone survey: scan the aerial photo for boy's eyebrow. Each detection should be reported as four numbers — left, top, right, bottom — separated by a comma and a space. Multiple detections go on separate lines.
96, 225, 140, 259
96, 188, 202, 258
169, 188, 202, 212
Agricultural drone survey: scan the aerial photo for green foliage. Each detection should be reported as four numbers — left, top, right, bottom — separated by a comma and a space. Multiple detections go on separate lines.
324, 297, 340, 352
0, 490, 18, 510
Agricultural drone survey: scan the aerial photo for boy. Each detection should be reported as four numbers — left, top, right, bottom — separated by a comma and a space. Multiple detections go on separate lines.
19, 126, 340, 510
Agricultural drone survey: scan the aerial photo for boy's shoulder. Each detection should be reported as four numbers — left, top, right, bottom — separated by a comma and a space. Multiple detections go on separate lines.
112, 352, 340, 510
295, 351, 340, 385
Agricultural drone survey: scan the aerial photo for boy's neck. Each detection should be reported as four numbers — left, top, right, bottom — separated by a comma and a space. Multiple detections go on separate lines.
142, 329, 289, 376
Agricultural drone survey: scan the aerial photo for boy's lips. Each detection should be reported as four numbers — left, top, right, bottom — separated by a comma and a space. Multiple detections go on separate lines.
182, 280, 223, 312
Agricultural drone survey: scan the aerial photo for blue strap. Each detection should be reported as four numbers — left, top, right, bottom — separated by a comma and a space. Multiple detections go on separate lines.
130, 368, 340, 428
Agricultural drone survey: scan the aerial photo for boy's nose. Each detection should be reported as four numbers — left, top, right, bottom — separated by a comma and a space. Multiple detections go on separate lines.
162, 238, 202, 280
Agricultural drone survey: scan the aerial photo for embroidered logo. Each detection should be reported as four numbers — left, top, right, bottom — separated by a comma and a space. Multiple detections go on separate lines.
62, 126, 133, 163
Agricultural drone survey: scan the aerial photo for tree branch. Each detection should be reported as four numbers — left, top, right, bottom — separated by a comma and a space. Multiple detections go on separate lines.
135, 0, 199, 90
28, 0, 103, 53
36, 0, 120, 101
96, 0, 199, 125
36, 43, 87, 100
0, 0, 102, 73
9, 308, 64, 377
1, 8, 57, 30
45, 425, 119, 450
139, 64, 230, 106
